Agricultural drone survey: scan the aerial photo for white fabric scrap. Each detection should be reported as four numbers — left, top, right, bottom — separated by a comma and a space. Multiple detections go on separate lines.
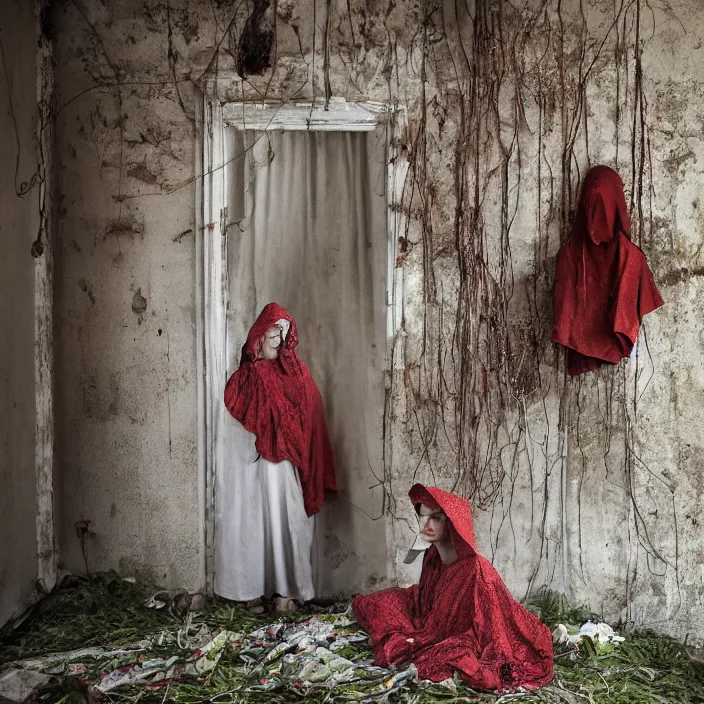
0, 669, 53, 703
552, 621, 626, 648
13, 646, 145, 671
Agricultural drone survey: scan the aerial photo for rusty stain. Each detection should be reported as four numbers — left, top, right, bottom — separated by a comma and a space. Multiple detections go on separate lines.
660, 266, 704, 287
172, 228, 193, 243
131, 288, 148, 324
82, 371, 120, 420
323, 532, 348, 570
78, 279, 96, 305
105, 215, 145, 239
127, 160, 158, 185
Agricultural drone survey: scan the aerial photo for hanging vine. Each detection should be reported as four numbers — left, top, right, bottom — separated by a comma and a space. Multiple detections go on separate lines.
370, 0, 680, 611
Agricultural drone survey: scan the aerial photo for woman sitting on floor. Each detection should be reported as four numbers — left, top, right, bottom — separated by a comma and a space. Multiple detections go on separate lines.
352, 484, 554, 692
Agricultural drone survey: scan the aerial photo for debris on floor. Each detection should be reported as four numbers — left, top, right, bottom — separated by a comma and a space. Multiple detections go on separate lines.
1, 573, 703, 703
552, 620, 625, 654
0, 668, 54, 704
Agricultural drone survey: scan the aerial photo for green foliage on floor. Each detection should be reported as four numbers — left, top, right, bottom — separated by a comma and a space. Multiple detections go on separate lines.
1, 574, 703, 703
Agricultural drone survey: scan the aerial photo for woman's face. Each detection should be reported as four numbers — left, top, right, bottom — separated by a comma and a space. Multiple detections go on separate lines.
260, 326, 282, 360
418, 504, 450, 544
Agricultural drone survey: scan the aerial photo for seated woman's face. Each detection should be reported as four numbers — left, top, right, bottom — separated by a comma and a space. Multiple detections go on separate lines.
260, 326, 282, 360
419, 504, 450, 543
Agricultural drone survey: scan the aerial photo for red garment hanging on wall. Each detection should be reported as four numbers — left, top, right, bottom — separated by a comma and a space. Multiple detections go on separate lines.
224, 303, 337, 516
552, 165, 663, 376
352, 485, 554, 692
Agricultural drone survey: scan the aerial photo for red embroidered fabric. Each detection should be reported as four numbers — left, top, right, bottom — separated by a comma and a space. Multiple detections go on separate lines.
224, 303, 337, 516
352, 485, 554, 692
552, 165, 664, 376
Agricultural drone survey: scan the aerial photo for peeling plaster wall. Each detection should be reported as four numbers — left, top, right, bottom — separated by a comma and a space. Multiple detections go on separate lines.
53, 3, 200, 585
53, 0, 704, 644
0, 0, 39, 625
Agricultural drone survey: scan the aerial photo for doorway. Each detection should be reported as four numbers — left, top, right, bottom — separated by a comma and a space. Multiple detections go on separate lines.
197, 92, 407, 597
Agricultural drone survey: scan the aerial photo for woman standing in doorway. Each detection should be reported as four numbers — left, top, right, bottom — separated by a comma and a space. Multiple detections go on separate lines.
217, 303, 336, 611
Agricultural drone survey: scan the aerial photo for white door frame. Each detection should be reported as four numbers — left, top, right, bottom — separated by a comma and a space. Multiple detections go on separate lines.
195, 81, 408, 593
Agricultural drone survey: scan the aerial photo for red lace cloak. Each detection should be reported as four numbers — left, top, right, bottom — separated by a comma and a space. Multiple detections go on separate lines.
352, 485, 554, 691
224, 303, 336, 516
552, 165, 663, 376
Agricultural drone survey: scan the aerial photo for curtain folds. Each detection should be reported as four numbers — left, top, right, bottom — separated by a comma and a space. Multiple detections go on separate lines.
214, 128, 389, 597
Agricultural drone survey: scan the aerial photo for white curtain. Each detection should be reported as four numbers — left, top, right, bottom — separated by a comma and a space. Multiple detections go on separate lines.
214, 127, 389, 597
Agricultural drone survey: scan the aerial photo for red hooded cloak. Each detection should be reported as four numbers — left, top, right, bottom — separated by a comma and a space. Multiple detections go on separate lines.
224, 303, 336, 516
352, 485, 554, 691
552, 165, 663, 376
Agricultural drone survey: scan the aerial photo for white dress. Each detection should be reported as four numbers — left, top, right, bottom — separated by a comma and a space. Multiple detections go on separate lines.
214, 413, 315, 602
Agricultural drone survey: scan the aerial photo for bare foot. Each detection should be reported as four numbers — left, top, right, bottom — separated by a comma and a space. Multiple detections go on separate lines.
273, 596, 297, 613
247, 596, 265, 614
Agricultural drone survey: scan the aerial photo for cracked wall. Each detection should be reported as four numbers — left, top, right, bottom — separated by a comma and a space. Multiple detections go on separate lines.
52, 0, 704, 645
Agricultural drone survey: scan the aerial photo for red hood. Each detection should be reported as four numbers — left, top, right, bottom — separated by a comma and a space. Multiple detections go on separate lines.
240, 302, 301, 375
574, 165, 631, 245
409, 484, 477, 559
551, 164, 662, 376
241, 301, 299, 362
355, 484, 555, 689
